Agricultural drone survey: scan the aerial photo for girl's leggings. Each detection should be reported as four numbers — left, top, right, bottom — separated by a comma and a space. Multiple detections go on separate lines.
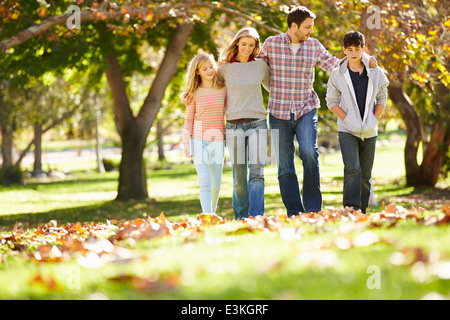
191, 138, 224, 213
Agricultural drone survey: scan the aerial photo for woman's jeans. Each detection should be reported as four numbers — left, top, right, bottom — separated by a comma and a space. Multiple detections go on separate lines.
269, 109, 322, 216
226, 119, 268, 220
191, 138, 224, 214
338, 132, 377, 213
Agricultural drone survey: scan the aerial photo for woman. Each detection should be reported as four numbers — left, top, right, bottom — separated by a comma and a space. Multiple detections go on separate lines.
217, 27, 270, 220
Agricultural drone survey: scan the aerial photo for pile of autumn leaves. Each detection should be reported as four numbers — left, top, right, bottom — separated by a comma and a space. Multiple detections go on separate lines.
1, 202, 449, 263
1, 203, 450, 291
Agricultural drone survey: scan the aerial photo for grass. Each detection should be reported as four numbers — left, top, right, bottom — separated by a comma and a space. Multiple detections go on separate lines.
0, 134, 449, 300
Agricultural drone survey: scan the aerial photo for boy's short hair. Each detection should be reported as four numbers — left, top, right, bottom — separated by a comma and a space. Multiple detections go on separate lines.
343, 31, 365, 48
287, 6, 316, 28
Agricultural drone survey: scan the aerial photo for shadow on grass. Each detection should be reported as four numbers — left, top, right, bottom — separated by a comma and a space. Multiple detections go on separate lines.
1, 163, 446, 231
0, 176, 119, 192
0, 195, 237, 231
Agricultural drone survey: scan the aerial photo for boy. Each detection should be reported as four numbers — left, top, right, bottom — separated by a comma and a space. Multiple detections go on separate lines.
326, 31, 389, 213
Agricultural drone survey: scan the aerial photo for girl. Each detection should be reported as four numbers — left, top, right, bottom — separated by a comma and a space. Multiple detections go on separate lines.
181, 54, 227, 214
217, 27, 270, 220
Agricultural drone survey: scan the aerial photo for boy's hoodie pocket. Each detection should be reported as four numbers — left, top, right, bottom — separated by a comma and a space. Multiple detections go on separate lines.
364, 112, 379, 137
367, 112, 378, 127
342, 109, 361, 133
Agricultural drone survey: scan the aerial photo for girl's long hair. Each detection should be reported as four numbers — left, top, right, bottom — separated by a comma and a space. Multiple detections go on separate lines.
181, 53, 224, 105
219, 27, 261, 63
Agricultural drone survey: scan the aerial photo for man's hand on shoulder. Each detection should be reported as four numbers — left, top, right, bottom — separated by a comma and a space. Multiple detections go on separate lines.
369, 56, 378, 68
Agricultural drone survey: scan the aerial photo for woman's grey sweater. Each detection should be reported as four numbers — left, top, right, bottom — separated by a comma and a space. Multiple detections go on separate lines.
217, 59, 270, 120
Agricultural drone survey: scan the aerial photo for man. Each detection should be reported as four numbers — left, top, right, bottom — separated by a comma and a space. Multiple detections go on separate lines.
258, 6, 376, 216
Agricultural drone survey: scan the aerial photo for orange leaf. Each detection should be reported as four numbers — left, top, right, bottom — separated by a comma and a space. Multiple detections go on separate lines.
109, 273, 179, 292
443, 204, 450, 214
29, 274, 60, 290
199, 213, 223, 225
158, 212, 166, 224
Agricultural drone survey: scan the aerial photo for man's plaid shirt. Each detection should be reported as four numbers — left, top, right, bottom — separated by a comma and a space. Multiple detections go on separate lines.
258, 32, 339, 120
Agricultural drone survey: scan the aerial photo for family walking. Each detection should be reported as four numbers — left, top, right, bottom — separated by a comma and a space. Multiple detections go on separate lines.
182, 6, 388, 219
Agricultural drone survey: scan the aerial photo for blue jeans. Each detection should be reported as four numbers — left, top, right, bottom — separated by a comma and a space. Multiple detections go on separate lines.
269, 109, 322, 216
338, 132, 377, 213
191, 138, 224, 214
226, 119, 268, 220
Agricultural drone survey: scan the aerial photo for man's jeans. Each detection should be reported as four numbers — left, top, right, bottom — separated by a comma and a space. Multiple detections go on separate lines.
269, 109, 322, 216
191, 138, 224, 214
226, 119, 268, 220
338, 132, 377, 213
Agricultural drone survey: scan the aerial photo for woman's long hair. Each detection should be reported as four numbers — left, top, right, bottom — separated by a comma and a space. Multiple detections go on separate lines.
219, 27, 261, 63
181, 53, 224, 105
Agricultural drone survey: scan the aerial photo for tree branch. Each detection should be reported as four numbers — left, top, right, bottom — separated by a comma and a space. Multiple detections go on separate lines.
0, 11, 95, 53
12, 105, 81, 172
0, 2, 282, 54
104, 49, 134, 139
137, 22, 195, 133
195, 3, 283, 35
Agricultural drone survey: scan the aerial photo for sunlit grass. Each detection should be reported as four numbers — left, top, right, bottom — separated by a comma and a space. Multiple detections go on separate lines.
0, 134, 449, 300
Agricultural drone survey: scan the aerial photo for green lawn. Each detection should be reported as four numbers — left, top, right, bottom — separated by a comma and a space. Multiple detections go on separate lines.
0, 135, 449, 300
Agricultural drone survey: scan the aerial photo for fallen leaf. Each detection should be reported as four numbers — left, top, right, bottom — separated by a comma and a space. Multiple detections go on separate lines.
29, 273, 60, 290
109, 273, 179, 292
199, 213, 223, 226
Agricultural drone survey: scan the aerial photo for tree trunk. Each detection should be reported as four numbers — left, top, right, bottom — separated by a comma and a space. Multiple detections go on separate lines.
0, 122, 14, 168
33, 122, 43, 174
0, 122, 23, 185
0, 122, 19, 185
420, 83, 450, 185
104, 49, 146, 200
137, 23, 195, 134
117, 123, 148, 200
389, 84, 450, 186
388, 85, 422, 185
104, 23, 194, 201
95, 108, 105, 173
421, 120, 448, 185
359, 11, 449, 187
157, 120, 165, 161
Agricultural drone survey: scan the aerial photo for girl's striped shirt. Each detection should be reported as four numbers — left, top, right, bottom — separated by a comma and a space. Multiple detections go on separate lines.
183, 87, 227, 143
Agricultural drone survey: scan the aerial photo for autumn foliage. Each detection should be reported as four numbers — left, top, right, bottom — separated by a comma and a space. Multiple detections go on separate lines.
2, 205, 450, 262
0, 200, 449, 298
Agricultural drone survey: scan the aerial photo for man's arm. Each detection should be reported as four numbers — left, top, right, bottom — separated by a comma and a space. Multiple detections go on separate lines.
257, 38, 270, 65
362, 52, 378, 68
316, 41, 340, 72
316, 41, 378, 71
261, 61, 270, 91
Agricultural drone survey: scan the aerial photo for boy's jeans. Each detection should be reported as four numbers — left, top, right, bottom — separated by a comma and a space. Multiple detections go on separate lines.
269, 109, 322, 216
191, 138, 224, 214
338, 132, 377, 213
226, 119, 268, 220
